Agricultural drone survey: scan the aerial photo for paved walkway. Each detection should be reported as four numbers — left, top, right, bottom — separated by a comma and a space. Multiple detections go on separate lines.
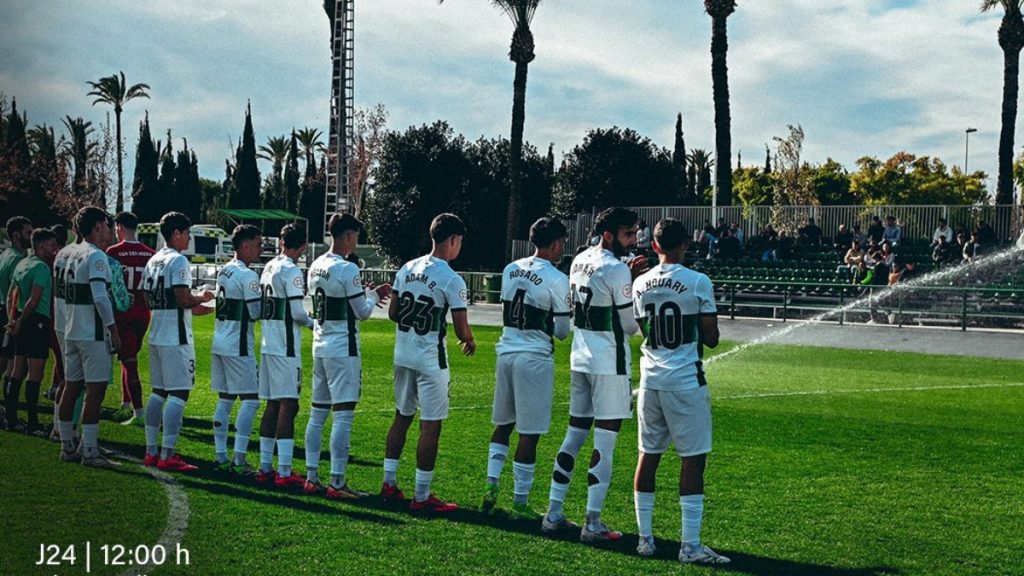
371, 303, 1024, 360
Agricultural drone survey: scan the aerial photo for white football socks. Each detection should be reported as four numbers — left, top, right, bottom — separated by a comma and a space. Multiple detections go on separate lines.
414, 468, 434, 502
585, 427, 618, 516
634, 491, 655, 538
383, 458, 400, 487
144, 393, 166, 456
548, 425, 589, 518
681, 494, 704, 547
233, 399, 260, 464
57, 419, 76, 453
277, 438, 295, 477
160, 396, 187, 460
212, 398, 234, 463
329, 410, 354, 488
512, 461, 535, 505
81, 423, 99, 459
259, 437, 275, 473
486, 442, 509, 485
304, 407, 330, 482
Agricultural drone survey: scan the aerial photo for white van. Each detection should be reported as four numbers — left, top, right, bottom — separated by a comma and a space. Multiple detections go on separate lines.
137, 223, 234, 263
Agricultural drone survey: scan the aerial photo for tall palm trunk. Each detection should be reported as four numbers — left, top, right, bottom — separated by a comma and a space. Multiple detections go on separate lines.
997, 8, 1024, 239
507, 23, 534, 260
707, 1, 736, 207
115, 105, 124, 212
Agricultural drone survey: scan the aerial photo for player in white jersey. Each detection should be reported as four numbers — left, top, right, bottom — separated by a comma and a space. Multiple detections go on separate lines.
54, 206, 121, 468
256, 223, 315, 488
631, 218, 729, 564
302, 213, 391, 500
141, 212, 215, 473
381, 213, 475, 513
48, 234, 76, 435
210, 225, 263, 476
543, 207, 648, 541
480, 217, 571, 520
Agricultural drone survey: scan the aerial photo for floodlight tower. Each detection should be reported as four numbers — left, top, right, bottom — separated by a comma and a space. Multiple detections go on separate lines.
324, 0, 355, 238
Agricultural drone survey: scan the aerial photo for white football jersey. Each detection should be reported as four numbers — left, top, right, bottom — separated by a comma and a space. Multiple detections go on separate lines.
51, 243, 75, 336
260, 254, 307, 358
632, 263, 717, 391
212, 259, 262, 357
62, 242, 111, 342
495, 256, 570, 357
142, 247, 194, 346
568, 246, 634, 376
391, 255, 469, 372
308, 252, 372, 358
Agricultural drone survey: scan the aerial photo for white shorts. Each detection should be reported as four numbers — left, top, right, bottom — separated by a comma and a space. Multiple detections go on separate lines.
63, 339, 111, 384
149, 344, 196, 392
637, 386, 712, 457
312, 356, 361, 405
568, 370, 633, 420
394, 366, 449, 421
211, 353, 258, 395
492, 352, 554, 435
259, 354, 302, 400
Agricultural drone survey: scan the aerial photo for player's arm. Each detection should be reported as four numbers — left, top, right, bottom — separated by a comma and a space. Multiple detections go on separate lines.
697, 275, 720, 348
551, 277, 571, 341
387, 272, 402, 323
287, 269, 314, 329
611, 266, 640, 336
5, 285, 17, 319
18, 284, 44, 321
348, 270, 389, 321
173, 286, 214, 310
447, 276, 475, 355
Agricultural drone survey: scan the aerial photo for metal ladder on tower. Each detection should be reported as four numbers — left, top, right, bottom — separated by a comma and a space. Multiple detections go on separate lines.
325, 0, 355, 236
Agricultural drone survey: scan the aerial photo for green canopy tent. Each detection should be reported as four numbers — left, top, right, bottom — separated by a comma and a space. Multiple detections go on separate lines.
214, 208, 309, 243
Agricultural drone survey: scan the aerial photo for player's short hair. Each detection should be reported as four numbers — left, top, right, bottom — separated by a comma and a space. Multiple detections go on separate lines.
430, 213, 465, 243
31, 227, 56, 248
114, 211, 139, 230
280, 223, 307, 250
159, 211, 192, 242
328, 213, 362, 239
529, 217, 567, 249
6, 216, 32, 240
73, 206, 108, 238
51, 224, 68, 246
592, 207, 639, 237
231, 224, 261, 250
653, 218, 689, 251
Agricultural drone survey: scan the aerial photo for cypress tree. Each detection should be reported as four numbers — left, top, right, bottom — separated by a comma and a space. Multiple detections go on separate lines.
233, 102, 261, 208
764, 143, 772, 174
5, 99, 30, 172
157, 132, 176, 219
285, 130, 301, 214
131, 115, 161, 220
673, 113, 689, 205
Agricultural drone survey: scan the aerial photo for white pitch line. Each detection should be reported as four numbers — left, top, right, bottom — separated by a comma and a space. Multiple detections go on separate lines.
365, 381, 1024, 414
114, 453, 190, 576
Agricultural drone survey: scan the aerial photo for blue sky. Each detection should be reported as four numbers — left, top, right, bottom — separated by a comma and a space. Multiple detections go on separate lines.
1, 0, 1014, 202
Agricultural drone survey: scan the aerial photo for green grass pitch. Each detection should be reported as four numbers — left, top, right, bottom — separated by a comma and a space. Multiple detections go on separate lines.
2, 316, 1023, 575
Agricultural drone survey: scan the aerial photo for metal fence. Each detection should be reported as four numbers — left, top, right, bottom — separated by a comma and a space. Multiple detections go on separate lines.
547, 204, 1024, 258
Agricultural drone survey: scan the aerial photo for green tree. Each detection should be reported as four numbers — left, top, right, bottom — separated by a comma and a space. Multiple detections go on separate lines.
258, 135, 288, 210
62, 116, 97, 200
174, 140, 201, 222
849, 152, 988, 205
86, 71, 150, 212
552, 127, 676, 215
705, 0, 737, 206
233, 102, 261, 209
296, 127, 325, 177
687, 148, 714, 204
298, 155, 326, 238
157, 132, 176, 217
807, 158, 854, 205
441, 0, 542, 259
732, 165, 774, 207
673, 113, 691, 204
285, 131, 301, 214
131, 114, 161, 221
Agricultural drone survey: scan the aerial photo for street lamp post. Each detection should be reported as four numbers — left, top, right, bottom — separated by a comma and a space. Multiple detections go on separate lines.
965, 127, 977, 176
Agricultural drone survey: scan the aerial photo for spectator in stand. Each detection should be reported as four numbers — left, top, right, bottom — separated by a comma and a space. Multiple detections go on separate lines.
882, 215, 901, 247
729, 222, 744, 249
716, 229, 741, 259
888, 262, 904, 285
867, 216, 885, 244
636, 220, 652, 252
931, 219, 954, 248
852, 223, 868, 249
715, 217, 728, 237
871, 256, 890, 286
975, 220, 997, 249
759, 223, 777, 242
833, 224, 854, 252
963, 232, 981, 263
798, 217, 823, 247
853, 260, 872, 285
775, 230, 795, 261
879, 241, 896, 266
932, 236, 953, 265
699, 222, 718, 259
840, 240, 864, 273
953, 232, 967, 261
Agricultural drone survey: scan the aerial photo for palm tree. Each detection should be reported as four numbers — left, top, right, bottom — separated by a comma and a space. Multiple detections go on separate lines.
982, 1, 1024, 242
441, 0, 541, 260
704, 0, 737, 207
296, 127, 325, 175
688, 148, 715, 203
86, 71, 150, 212
62, 116, 97, 199
259, 135, 289, 209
